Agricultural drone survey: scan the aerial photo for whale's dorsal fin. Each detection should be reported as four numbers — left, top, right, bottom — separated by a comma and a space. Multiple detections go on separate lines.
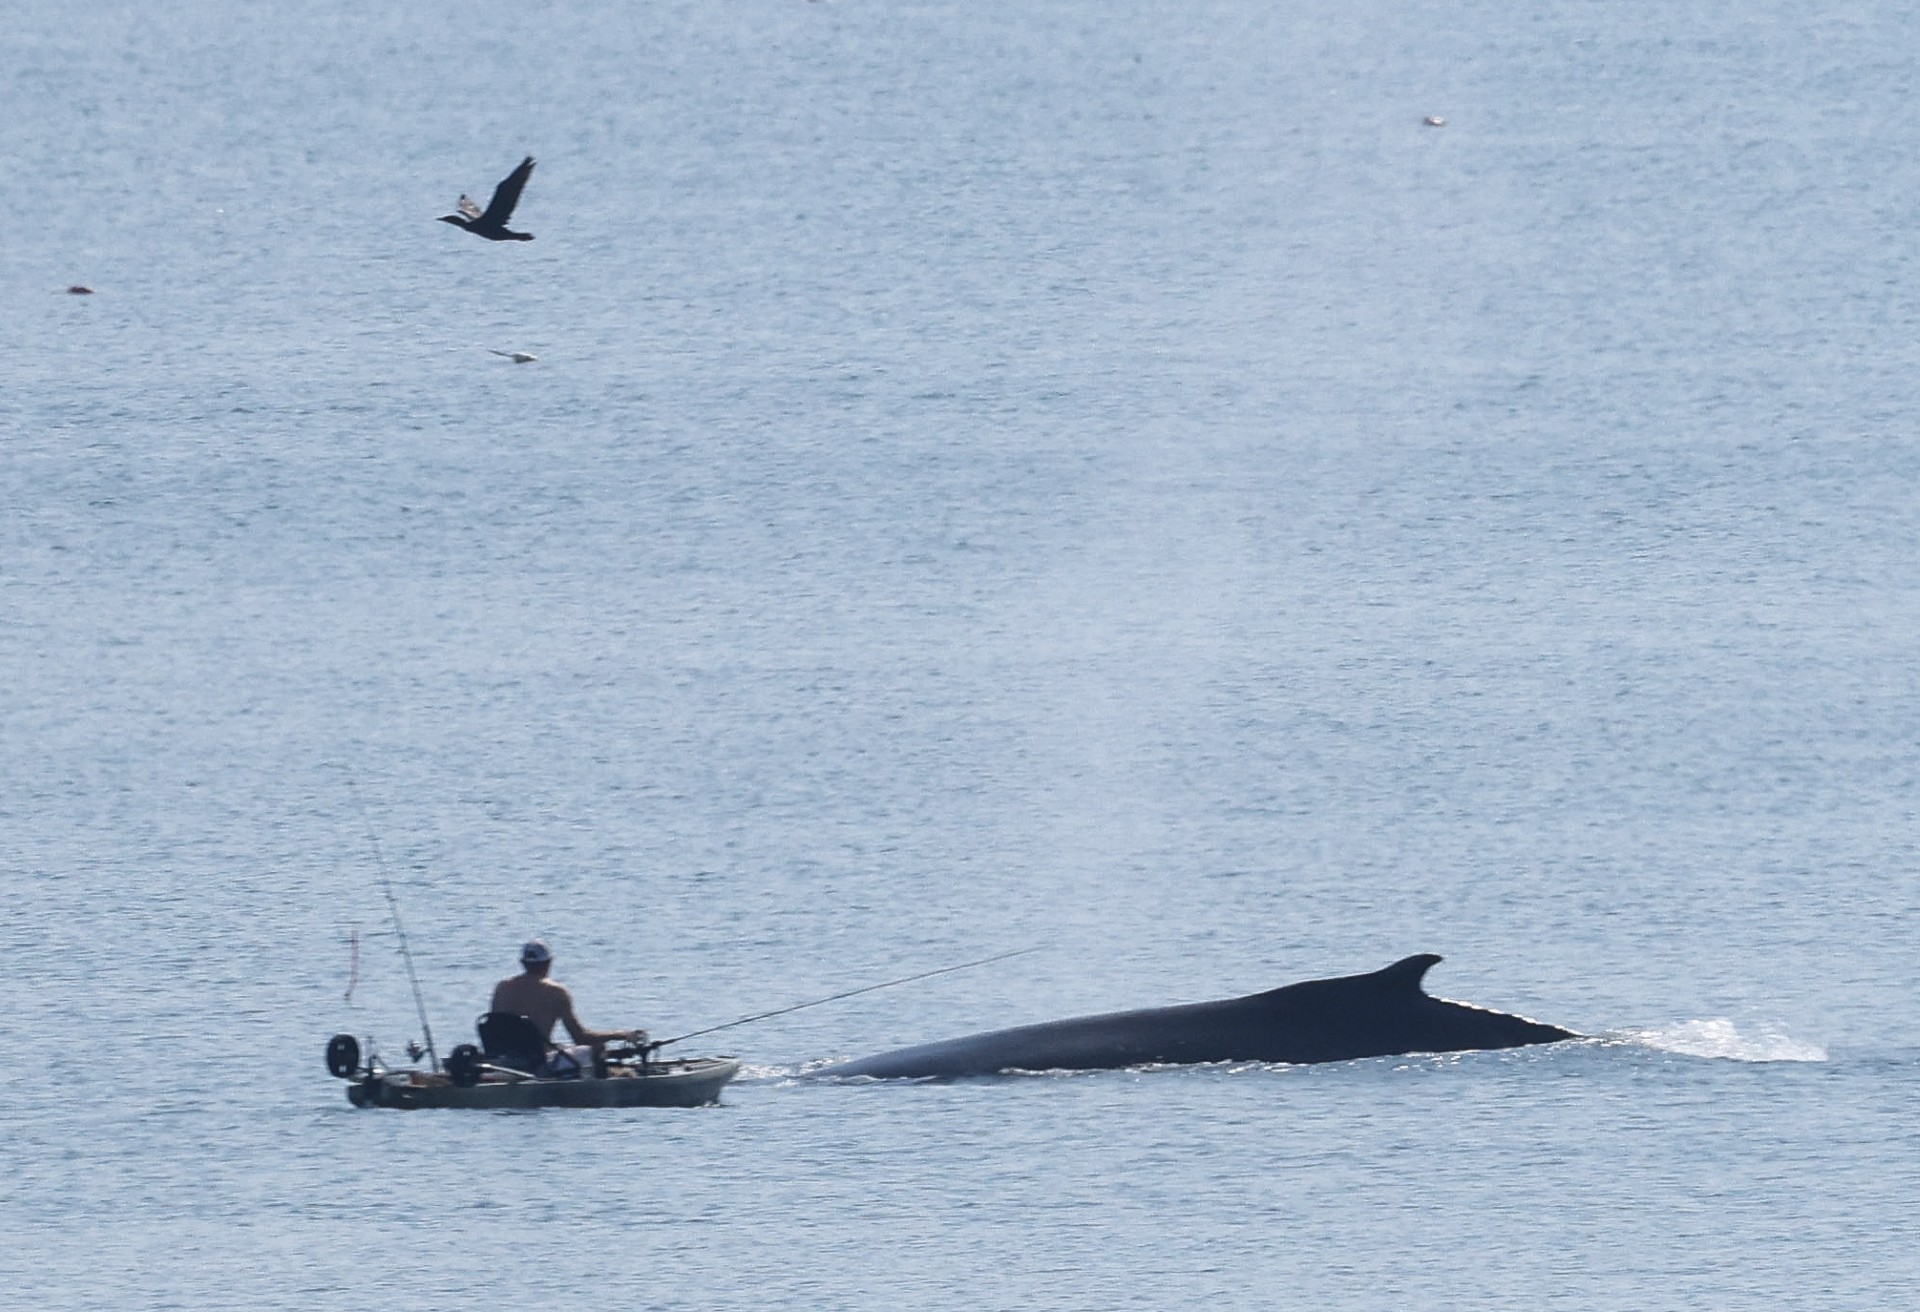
1248, 952, 1445, 1004
1373, 953, 1442, 992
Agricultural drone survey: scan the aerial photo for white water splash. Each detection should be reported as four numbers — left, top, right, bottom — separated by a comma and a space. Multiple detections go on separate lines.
1625, 1018, 1827, 1063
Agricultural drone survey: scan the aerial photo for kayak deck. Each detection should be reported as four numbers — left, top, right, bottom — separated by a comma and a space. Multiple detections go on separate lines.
346, 1057, 741, 1110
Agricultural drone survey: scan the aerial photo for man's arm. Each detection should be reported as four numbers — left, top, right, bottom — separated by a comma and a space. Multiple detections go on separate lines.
556, 986, 639, 1047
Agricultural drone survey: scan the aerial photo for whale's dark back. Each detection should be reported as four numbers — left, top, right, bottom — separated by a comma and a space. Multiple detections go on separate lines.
828, 954, 1575, 1079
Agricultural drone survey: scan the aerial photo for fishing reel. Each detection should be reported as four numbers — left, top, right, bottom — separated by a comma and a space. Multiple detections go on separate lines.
607, 1030, 658, 1064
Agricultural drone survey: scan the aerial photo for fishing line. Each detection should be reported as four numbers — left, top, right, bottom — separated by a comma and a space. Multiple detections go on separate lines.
655, 946, 1042, 1048
331, 764, 440, 1072
344, 927, 360, 1004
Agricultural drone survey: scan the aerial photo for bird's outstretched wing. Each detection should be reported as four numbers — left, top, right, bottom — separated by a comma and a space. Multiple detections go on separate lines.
480, 156, 536, 226
457, 195, 483, 221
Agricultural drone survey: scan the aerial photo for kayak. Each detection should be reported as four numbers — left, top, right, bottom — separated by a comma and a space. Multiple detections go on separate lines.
344, 1057, 741, 1110
326, 1032, 739, 1110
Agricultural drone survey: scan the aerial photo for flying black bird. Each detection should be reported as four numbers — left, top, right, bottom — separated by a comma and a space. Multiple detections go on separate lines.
439, 156, 537, 241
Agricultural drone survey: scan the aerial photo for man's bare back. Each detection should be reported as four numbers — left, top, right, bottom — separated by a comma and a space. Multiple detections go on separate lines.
491, 940, 640, 1052
491, 972, 583, 1044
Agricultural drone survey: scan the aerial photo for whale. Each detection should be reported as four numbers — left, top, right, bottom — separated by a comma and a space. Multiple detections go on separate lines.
826, 954, 1575, 1079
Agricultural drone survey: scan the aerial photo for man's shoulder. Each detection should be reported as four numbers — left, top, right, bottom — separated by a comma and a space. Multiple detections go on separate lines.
492, 976, 546, 1004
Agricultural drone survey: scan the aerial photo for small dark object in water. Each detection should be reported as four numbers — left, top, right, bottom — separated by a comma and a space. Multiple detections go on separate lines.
67, 284, 94, 294
489, 349, 538, 363
439, 156, 537, 241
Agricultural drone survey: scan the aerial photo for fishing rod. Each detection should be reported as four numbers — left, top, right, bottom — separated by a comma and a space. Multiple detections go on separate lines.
654, 946, 1042, 1048
334, 765, 440, 1073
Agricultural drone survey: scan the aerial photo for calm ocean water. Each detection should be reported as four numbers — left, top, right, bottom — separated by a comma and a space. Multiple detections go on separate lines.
4, 2, 1917, 1308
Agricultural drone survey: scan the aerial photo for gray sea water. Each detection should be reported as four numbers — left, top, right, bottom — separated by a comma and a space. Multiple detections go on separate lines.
5, 2, 1918, 1307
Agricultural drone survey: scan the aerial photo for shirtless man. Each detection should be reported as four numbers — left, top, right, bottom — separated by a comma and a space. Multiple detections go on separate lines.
491, 940, 643, 1072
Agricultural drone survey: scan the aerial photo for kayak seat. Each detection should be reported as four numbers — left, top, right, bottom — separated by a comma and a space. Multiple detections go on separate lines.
477, 1011, 546, 1072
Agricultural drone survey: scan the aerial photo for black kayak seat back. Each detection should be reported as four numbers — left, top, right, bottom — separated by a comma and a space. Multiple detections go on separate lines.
477, 1011, 546, 1069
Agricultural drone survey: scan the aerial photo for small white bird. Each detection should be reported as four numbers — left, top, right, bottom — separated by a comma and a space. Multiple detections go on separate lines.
1423, 115, 1446, 127
489, 349, 538, 363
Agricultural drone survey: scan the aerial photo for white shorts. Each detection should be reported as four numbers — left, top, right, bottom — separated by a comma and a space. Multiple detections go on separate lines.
538, 1045, 593, 1078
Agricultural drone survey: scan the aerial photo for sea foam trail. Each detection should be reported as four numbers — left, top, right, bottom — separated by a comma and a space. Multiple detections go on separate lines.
1625, 1019, 1827, 1063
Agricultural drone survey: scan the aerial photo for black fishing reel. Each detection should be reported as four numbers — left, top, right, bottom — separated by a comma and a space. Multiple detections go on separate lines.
607, 1031, 659, 1066
326, 1033, 363, 1080
447, 1044, 484, 1088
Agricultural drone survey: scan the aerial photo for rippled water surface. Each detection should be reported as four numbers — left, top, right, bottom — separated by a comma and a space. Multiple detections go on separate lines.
5, 3, 1918, 1308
